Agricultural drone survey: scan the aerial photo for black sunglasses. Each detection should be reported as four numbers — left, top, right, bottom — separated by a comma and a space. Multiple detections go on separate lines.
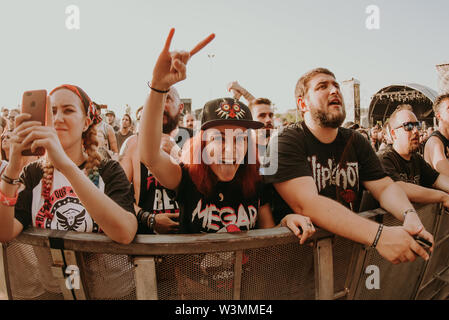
394, 121, 421, 132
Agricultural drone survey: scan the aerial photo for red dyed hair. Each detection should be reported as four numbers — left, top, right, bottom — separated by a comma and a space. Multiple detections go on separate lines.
181, 130, 261, 198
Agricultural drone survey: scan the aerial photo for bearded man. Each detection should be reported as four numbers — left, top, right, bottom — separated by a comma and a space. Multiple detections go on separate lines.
264, 67, 433, 264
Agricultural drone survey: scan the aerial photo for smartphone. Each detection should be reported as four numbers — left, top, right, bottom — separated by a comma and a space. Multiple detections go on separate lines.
413, 235, 433, 250
21, 89, 47, 156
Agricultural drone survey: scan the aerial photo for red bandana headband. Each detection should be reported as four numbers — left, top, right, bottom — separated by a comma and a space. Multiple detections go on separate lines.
49, 84, 102, 126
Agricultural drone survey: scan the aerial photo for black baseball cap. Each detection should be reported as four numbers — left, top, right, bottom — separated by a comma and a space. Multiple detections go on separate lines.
200, 98, 263, 130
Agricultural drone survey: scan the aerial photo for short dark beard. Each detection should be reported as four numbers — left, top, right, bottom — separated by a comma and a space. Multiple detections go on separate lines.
408, 142, 420, 154
311, 107, 346, 128
163, 111, 180, 134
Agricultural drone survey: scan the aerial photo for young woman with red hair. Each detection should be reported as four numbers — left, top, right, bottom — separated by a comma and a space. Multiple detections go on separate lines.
139, 29, 315, 240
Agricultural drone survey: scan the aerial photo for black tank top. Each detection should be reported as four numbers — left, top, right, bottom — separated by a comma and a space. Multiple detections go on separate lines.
427, 130, 449, 158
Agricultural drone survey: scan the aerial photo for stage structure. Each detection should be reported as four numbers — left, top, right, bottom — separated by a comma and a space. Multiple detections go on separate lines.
341, 78, 361, 125
368, 83, 438, 127
436, 63, 449, 94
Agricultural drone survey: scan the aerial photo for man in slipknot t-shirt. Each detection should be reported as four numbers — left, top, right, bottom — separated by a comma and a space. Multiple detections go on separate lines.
264, 67, 433, 264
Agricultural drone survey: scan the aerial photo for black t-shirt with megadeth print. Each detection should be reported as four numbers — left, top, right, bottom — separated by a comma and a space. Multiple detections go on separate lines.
15, 159, 135, 232
264, 122, 386, 225
176, 165, 268, 234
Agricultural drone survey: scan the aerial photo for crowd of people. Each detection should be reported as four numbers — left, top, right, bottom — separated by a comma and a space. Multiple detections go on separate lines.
1, 28, 448, 297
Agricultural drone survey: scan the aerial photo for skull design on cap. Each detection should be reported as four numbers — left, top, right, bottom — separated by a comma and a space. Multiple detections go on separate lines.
216, 102, 246, 119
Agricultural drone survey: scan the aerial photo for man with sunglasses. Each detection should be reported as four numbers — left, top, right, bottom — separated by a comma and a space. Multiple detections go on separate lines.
379, 105, 449, 208
424, 93, 449, 176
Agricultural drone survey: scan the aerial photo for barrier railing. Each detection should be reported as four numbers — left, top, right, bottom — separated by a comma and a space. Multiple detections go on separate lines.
1, 203, 448, 300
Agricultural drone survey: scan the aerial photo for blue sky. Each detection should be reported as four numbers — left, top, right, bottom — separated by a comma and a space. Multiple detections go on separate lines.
0, 0, 447, 117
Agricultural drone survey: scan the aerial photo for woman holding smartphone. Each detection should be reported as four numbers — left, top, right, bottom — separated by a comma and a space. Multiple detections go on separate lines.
0, 85, 137, 299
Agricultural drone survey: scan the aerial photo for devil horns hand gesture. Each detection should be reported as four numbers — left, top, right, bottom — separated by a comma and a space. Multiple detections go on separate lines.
151, 28, 215, 91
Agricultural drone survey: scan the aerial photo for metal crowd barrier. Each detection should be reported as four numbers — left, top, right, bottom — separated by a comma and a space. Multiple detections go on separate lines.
1, 203, 448, 300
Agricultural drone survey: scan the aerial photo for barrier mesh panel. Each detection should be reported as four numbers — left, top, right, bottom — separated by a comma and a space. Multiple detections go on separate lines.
5, 241, 63, 300
416, 278, 447, 300
417, 208, 449, 291
354, 213, 428, 300
240, 243, 315, 300
155, 252, 235, 300
155, 242, 315, 300
436, 210, 449, 242
419, 238, 449, 287
79, 252, 136, 300
333, 236, 355, 297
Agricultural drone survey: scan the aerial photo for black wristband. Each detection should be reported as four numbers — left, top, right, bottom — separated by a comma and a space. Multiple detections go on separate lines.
371, 224, 384, 248
136, 208, 144, 220
147, 81, 169, 94
138, 210, 150, 227
148, 213, 156, 233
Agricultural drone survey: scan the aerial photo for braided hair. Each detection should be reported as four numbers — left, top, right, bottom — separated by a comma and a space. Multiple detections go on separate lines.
40, 85, 103, 220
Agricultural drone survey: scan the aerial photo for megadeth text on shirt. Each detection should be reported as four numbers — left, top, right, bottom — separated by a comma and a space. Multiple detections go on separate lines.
308, 156, 359, 192
192, 199, 257, 232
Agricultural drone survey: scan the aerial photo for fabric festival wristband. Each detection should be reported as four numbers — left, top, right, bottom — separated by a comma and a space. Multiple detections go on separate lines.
371, 224, 384, 248
0, 189, 18, 206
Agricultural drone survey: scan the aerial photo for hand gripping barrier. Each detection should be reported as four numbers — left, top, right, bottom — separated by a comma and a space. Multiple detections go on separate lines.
1, 203, 449, 300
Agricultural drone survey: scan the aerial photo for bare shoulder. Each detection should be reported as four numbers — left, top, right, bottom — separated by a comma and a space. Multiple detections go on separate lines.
425, 135, 445, 155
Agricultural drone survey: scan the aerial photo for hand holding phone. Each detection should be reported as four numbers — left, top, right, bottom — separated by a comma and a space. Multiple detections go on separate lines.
413, 235, 433, 253
21, 90, 47, 156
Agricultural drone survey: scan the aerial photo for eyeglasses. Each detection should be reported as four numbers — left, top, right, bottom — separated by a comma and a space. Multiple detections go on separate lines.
393, 121, 421, 132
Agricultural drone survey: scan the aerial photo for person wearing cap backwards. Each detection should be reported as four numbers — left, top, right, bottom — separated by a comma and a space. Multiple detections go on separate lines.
264, 67, 434, 264
138, 29, 314, 238
0, 85, 137, 298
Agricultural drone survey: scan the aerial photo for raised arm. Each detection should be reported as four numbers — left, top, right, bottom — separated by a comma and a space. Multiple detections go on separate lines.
227, 81, 256, 106
139, 28, 214, 190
